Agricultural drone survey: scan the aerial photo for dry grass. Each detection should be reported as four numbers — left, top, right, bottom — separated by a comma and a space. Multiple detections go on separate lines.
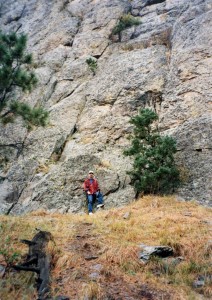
0, 196, 211, 299
79, 281, 103, 300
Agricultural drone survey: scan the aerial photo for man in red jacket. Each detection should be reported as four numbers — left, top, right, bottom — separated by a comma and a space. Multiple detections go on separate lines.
83, 170, 104, 215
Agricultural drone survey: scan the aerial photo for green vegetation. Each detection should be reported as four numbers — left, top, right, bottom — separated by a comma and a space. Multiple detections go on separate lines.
112, 14, 141, 36
124, 108, 180, 195
86, 57, 98, 75
0, 31, 48, 129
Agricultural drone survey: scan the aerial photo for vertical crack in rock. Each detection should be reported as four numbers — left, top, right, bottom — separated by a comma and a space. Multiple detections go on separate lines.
6, 170, 37, 215
50, 124, 77, 162
55, 82, 80, 104
104, 174, 121, 197
43, 79, 58, 104
6, 199, 19, 216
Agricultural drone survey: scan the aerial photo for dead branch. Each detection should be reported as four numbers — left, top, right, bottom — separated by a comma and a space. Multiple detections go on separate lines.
13, 230, 54, 300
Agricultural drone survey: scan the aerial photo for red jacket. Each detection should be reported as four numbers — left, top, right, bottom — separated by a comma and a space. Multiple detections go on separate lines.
83, 178, 99, 194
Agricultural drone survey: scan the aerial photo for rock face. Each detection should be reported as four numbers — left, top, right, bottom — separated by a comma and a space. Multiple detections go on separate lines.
0, 0, 211, 214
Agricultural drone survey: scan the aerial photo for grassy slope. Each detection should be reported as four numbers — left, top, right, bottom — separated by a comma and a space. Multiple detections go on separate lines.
0, 196, 211, 299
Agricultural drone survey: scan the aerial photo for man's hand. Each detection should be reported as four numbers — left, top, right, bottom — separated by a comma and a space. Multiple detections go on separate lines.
87, 191, 91, 194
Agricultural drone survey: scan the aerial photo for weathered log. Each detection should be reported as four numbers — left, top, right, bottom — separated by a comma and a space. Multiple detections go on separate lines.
13, 265, 39, 273
13, 230, 54, 300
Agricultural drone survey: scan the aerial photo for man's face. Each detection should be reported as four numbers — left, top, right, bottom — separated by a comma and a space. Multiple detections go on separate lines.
89, 173, 94, 179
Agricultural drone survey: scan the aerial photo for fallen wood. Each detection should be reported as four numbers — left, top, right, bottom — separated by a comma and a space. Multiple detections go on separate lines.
13, 230, 54, 300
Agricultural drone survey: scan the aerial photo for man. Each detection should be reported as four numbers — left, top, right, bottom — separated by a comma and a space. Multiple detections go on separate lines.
83, 170, 104, 215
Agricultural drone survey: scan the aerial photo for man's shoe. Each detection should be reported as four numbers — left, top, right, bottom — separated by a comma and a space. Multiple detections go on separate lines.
97, 204, 104, 209
89, 212, 93, 215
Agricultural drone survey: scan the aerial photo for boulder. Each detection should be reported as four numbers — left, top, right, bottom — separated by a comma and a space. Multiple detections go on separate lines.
139, 244, 174, 263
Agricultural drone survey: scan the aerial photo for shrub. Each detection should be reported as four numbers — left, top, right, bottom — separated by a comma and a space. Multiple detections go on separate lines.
86, 57, 97, 75
112, 14, 141, 36
124, 108, 180, 195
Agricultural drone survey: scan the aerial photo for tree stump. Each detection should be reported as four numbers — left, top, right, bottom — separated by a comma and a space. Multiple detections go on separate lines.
13, 230, 54, 300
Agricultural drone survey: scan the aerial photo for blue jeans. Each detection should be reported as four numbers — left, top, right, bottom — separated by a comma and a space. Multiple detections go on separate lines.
87, 192, 103, 213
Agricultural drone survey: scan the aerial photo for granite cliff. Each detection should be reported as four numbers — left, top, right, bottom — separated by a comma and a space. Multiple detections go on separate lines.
0, 0, 211, 214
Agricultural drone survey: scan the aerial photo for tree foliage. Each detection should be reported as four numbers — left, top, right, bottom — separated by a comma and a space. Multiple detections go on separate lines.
124, 108, 180, 195
0, 31, 48, 129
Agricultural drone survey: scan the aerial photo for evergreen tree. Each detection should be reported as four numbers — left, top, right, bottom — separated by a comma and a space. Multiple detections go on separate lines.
124, 108, 180, 195
0, 31, 48, 129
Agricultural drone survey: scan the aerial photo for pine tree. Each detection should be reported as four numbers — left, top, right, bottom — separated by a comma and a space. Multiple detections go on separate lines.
0, 31, 48, 129
124, 108, 180, 195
